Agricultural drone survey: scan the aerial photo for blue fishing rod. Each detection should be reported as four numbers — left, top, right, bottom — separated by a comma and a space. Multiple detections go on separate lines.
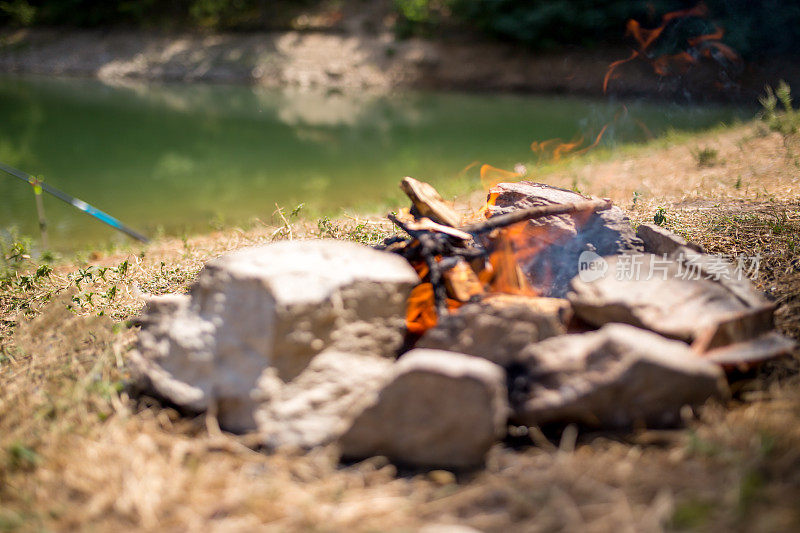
0, 161, 150, 243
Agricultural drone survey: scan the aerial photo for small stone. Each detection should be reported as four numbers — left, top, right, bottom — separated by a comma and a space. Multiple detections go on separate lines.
428, 470, 457, 485
338, 349, 509, 469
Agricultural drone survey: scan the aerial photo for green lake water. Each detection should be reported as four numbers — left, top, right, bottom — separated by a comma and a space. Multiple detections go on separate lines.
0, 75, 750, 251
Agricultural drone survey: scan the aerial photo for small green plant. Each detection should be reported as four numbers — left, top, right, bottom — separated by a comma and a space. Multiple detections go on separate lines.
34, 264, 52, 279
759, 80, 799, 137
6, 442, 40, 471
690, 146, 719, 168
116, 259, 129, 278
0, 230, 32, 277
653, 206, 668, 226
670, 499, 714, 530
315, 217, 391, 245
208, 212, 226, 231
105, 285, 117, 301
316, 217, 338, 239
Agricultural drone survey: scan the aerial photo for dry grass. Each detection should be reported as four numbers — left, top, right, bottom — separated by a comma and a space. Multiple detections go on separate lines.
1, 121, 800, 532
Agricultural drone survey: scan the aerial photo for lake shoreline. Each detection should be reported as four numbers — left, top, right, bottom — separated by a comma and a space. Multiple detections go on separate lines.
2, 27, 799, 103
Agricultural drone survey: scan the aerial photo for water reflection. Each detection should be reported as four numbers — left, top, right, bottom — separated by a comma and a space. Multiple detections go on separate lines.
0, 75, 748, 250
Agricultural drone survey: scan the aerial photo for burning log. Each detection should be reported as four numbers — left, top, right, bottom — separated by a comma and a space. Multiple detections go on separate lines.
443, 258, 485, 302
386, 178, 617, 333
460, 197, 613, 234
401, 217, 472, 241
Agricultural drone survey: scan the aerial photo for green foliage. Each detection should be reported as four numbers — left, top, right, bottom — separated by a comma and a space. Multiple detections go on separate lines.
759, 80, 799, 137
653, 206, 668, 226
0, 229, 31, 282
691, 146, 719, 168
0, 0, 35, 25
315, 217, 391, 245
396, 0, 438, 23
6, 441, 39, 471
670, 499, 714, 530
0, 0, 314, 29
1, 0, 798, 58
404, 0, 800, 57
394, 0, 453, 37
449, 0, 658, 49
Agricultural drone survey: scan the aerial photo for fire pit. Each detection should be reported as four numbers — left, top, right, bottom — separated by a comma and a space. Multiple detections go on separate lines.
131, 177, 796, 469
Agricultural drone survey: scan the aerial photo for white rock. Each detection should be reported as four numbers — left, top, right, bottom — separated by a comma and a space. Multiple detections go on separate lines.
131, 240, 419, 432
255, 350, 394, 450
338, 349, 509, 469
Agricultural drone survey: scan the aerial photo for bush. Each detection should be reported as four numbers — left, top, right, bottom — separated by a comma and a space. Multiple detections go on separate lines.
1, 0, 799, 60
403, 0, 800, 58
0, 0, 315, 30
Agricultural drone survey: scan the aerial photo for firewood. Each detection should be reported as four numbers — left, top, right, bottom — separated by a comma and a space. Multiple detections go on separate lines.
400, 177, 462, 228
403, 217, 472, 241
460, 198, 613, 234
443, 259, 485, 302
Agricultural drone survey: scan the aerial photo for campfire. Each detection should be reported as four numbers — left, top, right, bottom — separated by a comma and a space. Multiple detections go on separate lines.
131, 175, 797, 469
384, 176, 611, 335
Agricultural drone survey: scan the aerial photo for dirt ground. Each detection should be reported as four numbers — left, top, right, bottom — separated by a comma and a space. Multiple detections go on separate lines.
1, 121, 799, 531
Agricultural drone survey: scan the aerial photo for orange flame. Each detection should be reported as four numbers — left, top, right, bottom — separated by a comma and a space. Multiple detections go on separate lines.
478, 190, 502, 219
531, 116, 616, 163
604, 2, 738, 93
405, 260, 463, 334
603, 50, 639, 94
488, 227, 538, 296
480, 164, 522, 189
405, 283, 438, 335
662, 3, 709, 22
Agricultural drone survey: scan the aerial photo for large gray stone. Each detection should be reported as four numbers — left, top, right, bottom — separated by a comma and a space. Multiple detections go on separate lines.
416, 294, 569, 366
487, 181, 643, 297
254, 350, 394, 450
512, 324, 728, 428
568, 254, 763, 342
130, 240, 419, 432
338, 349, 509, 469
